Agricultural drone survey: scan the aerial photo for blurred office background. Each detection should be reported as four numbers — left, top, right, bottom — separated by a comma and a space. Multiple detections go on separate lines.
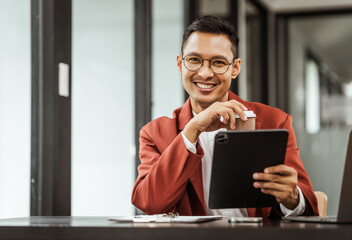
0, 0, 351, 218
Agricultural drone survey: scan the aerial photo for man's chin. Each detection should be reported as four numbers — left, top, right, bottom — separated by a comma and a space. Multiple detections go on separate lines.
191, 96, 217, 108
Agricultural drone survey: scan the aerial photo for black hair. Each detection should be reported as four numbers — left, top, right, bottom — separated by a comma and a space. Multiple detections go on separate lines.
181, 15, 239, 58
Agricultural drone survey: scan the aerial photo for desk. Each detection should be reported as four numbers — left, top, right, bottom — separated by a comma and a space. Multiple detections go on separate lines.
0, 217, 351, 240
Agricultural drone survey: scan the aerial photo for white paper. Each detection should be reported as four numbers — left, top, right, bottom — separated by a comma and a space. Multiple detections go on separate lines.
109, 215, 222, 223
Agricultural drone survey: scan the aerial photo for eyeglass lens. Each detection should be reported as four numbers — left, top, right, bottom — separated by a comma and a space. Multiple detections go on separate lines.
183, 55, 230, 74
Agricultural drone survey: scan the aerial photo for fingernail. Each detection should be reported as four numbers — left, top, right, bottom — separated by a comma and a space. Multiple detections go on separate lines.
253, 182, 259, 187
243, 116, 248, 121
243, 106, 248, 110
264, 169, 269, 173
253, 173, 259, 179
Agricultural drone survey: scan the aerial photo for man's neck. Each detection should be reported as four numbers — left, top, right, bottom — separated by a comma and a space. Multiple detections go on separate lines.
190, 100, 210, 114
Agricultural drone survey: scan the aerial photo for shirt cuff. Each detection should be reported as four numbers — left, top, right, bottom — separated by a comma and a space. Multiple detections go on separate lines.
279, 186, 306, 216
181, 131, 197, 154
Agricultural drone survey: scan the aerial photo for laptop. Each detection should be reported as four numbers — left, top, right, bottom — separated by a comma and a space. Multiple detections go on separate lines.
284, 130, 352, 223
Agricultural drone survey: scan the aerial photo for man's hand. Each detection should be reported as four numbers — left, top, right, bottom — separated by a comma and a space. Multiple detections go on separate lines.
183, 100, 248, 143
253, 164, 300, 210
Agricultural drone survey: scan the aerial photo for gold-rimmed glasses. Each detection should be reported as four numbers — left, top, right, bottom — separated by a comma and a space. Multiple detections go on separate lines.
182, 54, 234, 74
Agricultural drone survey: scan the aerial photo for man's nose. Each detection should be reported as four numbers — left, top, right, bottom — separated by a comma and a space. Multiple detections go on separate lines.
197, 60, 214, 79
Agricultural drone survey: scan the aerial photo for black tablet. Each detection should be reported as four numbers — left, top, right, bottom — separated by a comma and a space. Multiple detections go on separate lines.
208, 129, 288, 209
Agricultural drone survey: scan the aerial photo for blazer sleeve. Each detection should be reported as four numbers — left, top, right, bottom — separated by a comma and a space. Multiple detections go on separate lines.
131, 128, 204, 214
276, 114, 319, 216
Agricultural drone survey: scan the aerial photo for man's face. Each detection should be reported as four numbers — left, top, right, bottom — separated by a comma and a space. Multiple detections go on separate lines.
177, 32, 241, 110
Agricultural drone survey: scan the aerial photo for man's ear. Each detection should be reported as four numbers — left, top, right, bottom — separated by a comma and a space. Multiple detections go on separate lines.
231, 58, 241, 79
176, 54, 182, 73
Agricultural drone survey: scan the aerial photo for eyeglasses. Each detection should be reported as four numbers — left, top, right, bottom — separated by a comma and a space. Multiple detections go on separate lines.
182, 54, 234, 74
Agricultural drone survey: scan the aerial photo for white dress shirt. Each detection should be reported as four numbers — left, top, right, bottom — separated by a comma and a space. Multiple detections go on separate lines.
181, 119, 306, 217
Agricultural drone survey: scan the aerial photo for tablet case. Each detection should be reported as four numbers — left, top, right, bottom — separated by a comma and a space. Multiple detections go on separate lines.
209, 129, 288, 209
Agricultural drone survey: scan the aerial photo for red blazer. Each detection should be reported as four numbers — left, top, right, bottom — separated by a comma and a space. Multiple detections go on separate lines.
132, 91, 319, 217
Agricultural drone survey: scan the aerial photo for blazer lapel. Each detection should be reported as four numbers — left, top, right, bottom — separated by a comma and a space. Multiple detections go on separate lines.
176, 98, 193, 132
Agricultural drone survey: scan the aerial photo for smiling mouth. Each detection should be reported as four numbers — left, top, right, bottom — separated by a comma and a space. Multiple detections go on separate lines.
194, 82, 217, 90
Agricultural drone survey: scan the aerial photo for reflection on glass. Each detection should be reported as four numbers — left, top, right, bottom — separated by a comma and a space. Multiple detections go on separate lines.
72, 0, 134, 216
0, 0, 30, 218
320, 62, 352, 128
288, 14, 352, 216
305, 59, 320, 134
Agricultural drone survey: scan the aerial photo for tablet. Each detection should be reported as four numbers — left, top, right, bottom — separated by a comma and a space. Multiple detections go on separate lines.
208, 129, 288, 209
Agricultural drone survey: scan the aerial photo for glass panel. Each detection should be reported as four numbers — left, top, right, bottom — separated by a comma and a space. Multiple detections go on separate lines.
152, 0, 184, 119
245, 1, 264, 102
288, 14, 352, 215
72, 0, 134, 216
0, 0, 30, 218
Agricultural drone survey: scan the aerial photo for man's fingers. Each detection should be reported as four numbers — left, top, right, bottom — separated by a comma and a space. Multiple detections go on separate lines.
254, 182, 290, 203
228, 100, 248, 111
263, 164, 296, 176
224, 100, 248, 121
252, 164, 300, 209
234, 105, 247, 121
218, 111, 230, 124
253, 172, 293, 184
222, 107, 237, 129
197, 100, 249, 132
228, 109, 236, 129
260, 189, 287, 201
260, 187, 299, 208
253, 181, 286, 192
216, 106, 239, 129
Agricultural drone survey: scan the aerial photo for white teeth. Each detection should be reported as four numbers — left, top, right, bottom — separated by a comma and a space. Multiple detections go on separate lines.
196, 83, 215, 89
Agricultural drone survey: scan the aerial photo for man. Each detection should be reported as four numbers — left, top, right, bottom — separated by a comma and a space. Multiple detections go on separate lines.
131, 16, 319, 218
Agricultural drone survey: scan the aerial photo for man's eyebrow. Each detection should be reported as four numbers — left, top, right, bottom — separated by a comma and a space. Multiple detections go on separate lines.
184, 52, 229, 60
210, 55, 229, 60
184, 52, 202, 57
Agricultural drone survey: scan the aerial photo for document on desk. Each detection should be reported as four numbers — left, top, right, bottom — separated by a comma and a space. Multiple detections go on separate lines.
109, 215, 223, 223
